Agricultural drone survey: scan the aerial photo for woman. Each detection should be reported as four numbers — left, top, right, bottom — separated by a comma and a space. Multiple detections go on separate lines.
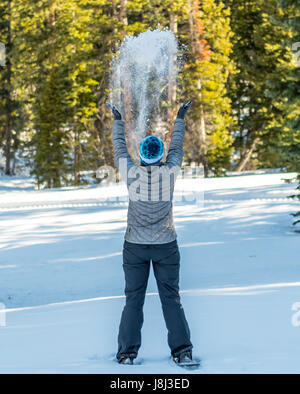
107, 100, 195, 366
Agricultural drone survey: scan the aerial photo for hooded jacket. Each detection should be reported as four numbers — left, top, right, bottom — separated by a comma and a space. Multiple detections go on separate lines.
113, 118, 185, 244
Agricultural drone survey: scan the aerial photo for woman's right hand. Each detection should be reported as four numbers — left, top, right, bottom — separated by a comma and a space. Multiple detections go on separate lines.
177, 101, 192, 120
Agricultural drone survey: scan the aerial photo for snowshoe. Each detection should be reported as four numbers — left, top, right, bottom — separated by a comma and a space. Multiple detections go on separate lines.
118, 356, 134, 365
173, 351, 201, 369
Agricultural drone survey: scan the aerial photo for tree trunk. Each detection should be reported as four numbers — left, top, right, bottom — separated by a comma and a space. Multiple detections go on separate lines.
5, 0, 12, 175
120, 0, 128, 29
163, 12, 178, 150
187, 0, 210, 177
74, 128, 80, 185
5, 93, 12, 175
168, 12, 178, 115
112, 0, 118, 51
199, 109, 209, 176
235, 137, 259, 172
187, 0, 195, 54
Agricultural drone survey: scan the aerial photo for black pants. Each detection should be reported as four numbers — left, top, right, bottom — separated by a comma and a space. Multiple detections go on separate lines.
117, 239, 193, 360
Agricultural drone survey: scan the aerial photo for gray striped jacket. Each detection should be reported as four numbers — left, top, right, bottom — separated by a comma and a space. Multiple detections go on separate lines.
113, 118, 185, 244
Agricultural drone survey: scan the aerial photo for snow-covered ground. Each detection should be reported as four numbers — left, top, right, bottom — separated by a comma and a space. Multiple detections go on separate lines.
0, 172, 299, 374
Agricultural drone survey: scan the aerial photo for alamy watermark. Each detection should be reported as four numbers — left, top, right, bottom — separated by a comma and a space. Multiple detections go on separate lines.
291, 302, 300, 327
96, 159, 205, 206
0, 303, 6, 327
292, 42, 300, 67
0, 42, 5, 67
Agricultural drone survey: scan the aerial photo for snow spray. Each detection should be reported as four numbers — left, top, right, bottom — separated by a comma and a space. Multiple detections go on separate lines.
110, 29, 181, 159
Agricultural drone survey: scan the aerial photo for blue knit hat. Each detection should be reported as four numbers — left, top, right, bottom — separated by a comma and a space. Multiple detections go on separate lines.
139, 136, 164, 165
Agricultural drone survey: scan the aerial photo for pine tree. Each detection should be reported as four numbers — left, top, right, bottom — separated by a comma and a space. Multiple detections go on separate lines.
228, 0, 293, 171
277, 0, 300, 225
34, 67, 73, 188
3, 0, 296, 186
272, 0, 300, 172
290, 174, 300, 226
0, 0, 13, 174
29, 0, 73, 188
90, 0, 133, 176
182, 0, 234, 176
15, 0, 101, 187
